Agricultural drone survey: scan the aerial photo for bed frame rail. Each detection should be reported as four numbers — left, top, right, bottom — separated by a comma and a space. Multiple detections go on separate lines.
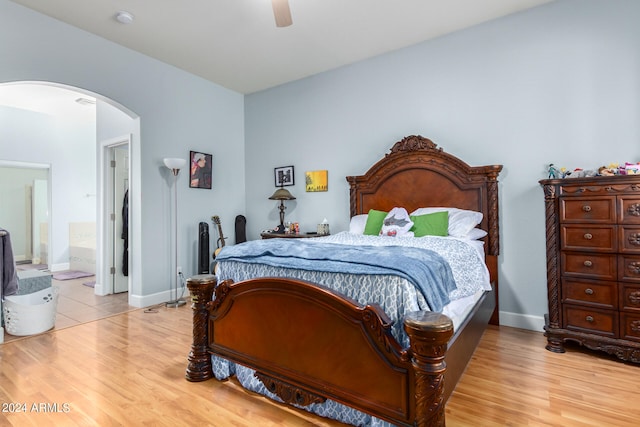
186, 274, 454, 427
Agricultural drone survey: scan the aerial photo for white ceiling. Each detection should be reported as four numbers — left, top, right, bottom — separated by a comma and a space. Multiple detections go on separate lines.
0, 82, 96, 120
8, 0, 553, 95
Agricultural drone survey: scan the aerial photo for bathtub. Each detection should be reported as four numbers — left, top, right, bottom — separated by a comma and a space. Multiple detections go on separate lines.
2, 287, 59, 336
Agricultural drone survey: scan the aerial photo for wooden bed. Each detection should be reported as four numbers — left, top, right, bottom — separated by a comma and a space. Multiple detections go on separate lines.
186, 135, 502, 426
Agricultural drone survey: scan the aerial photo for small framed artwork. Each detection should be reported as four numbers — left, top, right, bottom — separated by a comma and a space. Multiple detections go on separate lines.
189, 151, 212, 189
305, 170, 328, 192
274, 166, 294, 187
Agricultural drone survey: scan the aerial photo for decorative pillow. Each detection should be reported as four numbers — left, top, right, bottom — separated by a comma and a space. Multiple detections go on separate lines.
464, 228, 488, 240
380, 207, 414, 237
410, 211, 449, 237
410, 207, 483, 238
348, 214, 368, 234
363, 209, 387, 235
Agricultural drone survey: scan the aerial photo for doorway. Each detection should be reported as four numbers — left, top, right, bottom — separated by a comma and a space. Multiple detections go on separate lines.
101, 139, 130, 295
0, 162, 50, 267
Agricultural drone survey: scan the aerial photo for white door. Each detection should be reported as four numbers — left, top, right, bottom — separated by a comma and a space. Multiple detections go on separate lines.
32, 179, 49, 264
112, 146, 129, 293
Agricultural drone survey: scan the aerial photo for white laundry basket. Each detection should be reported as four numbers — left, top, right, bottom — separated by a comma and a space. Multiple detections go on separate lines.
2, 287, 59, 336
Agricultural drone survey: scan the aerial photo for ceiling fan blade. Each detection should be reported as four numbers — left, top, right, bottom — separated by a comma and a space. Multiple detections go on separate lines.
272, 0, 292, 27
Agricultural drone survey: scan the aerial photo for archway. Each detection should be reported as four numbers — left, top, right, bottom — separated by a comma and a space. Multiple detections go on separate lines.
0, 81, 141, 306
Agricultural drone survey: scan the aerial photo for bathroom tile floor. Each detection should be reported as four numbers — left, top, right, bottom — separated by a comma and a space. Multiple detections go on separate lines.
2, 274, 136, 344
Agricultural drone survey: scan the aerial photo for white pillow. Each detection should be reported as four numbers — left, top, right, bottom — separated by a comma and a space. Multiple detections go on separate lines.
348, 214, 368, 234
410, 207, 483, 238
464, 227, 488, 240
380, 207, 414, 237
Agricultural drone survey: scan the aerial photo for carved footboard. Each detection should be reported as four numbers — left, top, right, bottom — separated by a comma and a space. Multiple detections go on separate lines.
186, 274, 454, 427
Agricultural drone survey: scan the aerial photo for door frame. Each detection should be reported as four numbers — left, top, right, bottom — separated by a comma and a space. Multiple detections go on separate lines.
96, 135, 131, 296
0, 160, 51, 268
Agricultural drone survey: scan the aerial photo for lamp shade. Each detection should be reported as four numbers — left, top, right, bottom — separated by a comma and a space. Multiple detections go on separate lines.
163, 158, 187, 170
269, 188, 296, 200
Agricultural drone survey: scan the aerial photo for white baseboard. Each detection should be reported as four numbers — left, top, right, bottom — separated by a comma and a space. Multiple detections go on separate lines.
498, 311, 545, 332
128, 287, 190, 308
93, 282, 107, 296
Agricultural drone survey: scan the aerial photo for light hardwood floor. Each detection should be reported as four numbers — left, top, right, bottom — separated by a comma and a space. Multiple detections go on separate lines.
3, 274, 133, 344
1, 302, 639, 426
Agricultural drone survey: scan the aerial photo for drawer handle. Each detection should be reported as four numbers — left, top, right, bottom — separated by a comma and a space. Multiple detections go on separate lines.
629, 291, 640, 305
582, 205, 592, 212
628, 203, 640, 217
628, 262, 640, 274
583, 260, 593, 267
584, 288, 594, 295
632, 320, 640, 333
629, 233, 640, 246
585, 315, 594, 323
583, 233, 593, 240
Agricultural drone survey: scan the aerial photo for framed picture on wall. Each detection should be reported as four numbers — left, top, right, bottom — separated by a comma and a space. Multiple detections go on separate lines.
274, 166, 294, 187
189, 151, 212, 189
305, 170, 328, 192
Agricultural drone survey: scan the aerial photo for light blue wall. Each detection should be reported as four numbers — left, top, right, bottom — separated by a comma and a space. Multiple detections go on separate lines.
0, 0, 245, 305
245, 0, 640, 330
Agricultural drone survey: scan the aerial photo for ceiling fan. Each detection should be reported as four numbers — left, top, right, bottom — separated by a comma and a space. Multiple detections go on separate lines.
272, 0, 293, 27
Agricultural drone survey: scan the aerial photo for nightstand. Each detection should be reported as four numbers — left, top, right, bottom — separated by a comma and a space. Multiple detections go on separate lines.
260, 232, 328, 239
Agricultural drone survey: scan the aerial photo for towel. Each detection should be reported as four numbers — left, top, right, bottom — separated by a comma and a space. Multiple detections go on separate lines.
1, 228, 19, 297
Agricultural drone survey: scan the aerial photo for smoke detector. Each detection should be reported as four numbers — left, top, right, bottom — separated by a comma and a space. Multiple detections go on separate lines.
115, 11, 134, 25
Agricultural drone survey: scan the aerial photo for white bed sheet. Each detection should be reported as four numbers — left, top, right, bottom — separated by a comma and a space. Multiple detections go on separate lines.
442, 288, 485, 331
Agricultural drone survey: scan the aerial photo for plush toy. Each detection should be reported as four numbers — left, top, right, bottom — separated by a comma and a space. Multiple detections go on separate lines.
380, 207, 414, 237
625, 162, 640, 175
566, 168, 598, 178
565, 168, 582, 178
598, 166, 615, 176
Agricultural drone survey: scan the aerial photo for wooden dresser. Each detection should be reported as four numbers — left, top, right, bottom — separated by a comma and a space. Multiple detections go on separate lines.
540, 176, 640, 363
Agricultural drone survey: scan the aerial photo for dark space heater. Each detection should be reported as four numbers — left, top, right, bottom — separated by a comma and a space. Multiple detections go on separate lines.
198, 221, 209, 274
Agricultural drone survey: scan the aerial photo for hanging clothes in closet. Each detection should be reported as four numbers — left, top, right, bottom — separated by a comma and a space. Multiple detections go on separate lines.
121, 190, 129, 276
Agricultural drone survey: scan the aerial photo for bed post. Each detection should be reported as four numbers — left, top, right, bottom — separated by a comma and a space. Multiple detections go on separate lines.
185, 274, 217, 382
404, 311, 454, 427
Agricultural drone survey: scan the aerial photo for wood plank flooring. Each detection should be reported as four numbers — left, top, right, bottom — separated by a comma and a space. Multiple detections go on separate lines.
1, 301, 639, 426
3, 274, 133, 344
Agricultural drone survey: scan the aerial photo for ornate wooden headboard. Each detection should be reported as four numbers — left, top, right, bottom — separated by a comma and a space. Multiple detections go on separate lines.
346, 135, 503, 323
346, 135, 502, 255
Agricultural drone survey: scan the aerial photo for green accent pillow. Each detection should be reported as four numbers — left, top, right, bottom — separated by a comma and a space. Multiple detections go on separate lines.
410, 211, 449, 237
363, 209, 387, 235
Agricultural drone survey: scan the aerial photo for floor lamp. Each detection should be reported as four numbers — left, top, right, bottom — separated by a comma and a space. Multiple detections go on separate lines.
164, 157, 187, 308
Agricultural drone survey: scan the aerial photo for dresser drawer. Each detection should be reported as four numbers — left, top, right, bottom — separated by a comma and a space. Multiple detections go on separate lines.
563, 305, 616, 337
619, 226, 640, 253
562, 252, 617, 280
561, 225, 616, 252
562, 278, 617, 309
620, 284, 640, 312
620, 313, 640, 342
560, 197, 615, 223
618, 197, 640, 224
618, 255, 640, 282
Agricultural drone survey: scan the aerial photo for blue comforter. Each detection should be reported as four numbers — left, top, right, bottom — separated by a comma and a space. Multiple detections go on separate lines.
215, 238, 456, 312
